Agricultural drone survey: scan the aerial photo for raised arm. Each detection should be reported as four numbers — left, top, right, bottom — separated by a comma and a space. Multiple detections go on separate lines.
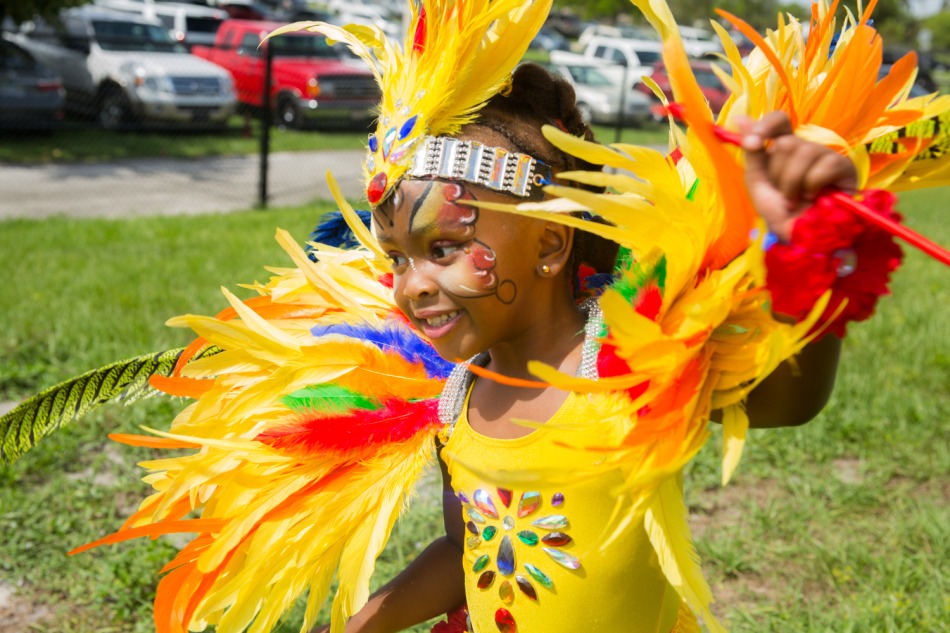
739, 112, 855, 428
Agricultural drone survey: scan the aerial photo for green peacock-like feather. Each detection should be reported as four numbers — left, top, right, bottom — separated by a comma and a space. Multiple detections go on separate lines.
1, 346, 220, 463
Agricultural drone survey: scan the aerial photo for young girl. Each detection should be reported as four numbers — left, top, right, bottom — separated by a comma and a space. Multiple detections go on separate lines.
12, 1, 939, 632
310, 60, 853, 633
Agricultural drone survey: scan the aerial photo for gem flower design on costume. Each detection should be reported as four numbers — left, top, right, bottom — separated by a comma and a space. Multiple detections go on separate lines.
460, 488, 576, 630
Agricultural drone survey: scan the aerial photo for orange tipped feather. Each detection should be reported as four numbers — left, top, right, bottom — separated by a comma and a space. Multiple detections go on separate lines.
717, 9, 799, 125
465, 362, 550, 388
68, 519, 227, 556
108, 433, 202, 450
149, 374, 214, 399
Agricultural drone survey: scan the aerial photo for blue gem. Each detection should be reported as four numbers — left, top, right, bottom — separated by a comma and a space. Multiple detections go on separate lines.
398, 115, 418, 140
368, 134, 378, 153
497, 535, 515, 576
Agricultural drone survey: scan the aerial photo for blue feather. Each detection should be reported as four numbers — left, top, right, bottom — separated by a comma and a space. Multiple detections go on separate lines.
311, 321, 455, 380
306, 209, 373, 260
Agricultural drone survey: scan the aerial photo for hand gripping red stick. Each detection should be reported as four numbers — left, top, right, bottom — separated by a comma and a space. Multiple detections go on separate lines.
664, 103, 950, 267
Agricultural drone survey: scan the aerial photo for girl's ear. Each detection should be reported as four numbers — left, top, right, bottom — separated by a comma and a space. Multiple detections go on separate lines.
537, 221, 574, 277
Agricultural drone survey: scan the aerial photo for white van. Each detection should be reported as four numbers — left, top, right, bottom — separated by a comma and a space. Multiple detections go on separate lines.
94, 0, 227, 49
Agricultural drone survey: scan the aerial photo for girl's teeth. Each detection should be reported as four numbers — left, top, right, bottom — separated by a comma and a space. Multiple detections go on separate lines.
426, 311, 459, 327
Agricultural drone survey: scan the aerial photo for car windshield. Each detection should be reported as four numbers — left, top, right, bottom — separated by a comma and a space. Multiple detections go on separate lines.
0, 40, 37, 70
568, 65, 613, 87
93, 20, 187, 52
270, 34, 338, 58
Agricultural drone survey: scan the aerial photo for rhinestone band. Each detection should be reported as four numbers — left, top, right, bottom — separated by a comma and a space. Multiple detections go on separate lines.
409, 136, 552, 199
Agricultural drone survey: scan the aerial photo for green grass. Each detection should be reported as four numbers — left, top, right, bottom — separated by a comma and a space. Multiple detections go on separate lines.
0, 116, 669, 165
0, 189, 947, 631
0, 117, 369, 164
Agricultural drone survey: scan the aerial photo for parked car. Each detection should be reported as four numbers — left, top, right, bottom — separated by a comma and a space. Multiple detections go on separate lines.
529, 27, 569, 53
14, 5, 237, 129
551, 35, 662, 92
677, 25, 721, 58
94, 0, 228, 50
637, 60, 729, 120
546, 60, 651, 126
0, 33, 65, 131
191, 19, 379, 129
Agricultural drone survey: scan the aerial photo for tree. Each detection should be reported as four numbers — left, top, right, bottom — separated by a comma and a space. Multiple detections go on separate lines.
1, 0, 92, 29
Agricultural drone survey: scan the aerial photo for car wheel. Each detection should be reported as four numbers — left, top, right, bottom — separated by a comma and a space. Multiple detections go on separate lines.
278, 97, 302, 130
99, 88, 131, 131
576, 102, 593, 125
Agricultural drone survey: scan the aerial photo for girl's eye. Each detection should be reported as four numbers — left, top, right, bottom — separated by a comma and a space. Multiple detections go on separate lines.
432, 243, 462, 260
388, 252, 408, 269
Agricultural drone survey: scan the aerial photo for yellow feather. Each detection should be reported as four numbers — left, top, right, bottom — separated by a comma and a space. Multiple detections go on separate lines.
644, 476, 726, 633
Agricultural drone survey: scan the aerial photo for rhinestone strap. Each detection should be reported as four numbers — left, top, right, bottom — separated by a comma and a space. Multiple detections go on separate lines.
438, 302, 603, 437
409, 136, 552, 199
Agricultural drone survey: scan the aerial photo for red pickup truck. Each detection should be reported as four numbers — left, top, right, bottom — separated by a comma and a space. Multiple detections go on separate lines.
192, 19, 379, 129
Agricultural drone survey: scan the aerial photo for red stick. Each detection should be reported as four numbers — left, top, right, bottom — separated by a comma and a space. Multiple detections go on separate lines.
663, 103, 950, 267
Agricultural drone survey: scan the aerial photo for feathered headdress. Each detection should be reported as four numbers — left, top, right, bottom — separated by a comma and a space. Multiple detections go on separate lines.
271, 0, 553, 204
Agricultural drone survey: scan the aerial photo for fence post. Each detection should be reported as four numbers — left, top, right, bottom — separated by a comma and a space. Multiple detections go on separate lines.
615, 59, 628, 144
258, 41, 274, 209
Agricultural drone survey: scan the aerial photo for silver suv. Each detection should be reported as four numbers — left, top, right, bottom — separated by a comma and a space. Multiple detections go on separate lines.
15, 5, 236, 129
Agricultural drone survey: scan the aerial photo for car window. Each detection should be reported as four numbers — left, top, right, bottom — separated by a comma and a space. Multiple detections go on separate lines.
593, 45, 606, 59
239, 32, 260, 56
186, 17, 223, 34
270, 34, 336, 58
0, 39, 37, 70
92, 20, 187, 53
694, 69, 723, 89
634, 49, 660, 65
609, 48, 625, 64
569, 65, 613, 87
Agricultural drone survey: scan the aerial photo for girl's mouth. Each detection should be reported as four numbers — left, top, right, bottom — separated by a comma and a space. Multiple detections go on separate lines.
419, 310, 462, 338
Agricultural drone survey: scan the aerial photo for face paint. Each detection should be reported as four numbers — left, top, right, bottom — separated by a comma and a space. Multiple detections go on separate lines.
400, 181, 517, 304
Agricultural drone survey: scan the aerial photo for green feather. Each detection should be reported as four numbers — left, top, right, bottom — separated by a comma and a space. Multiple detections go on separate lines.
0, 346, 220, 464
281, 384, 379, 413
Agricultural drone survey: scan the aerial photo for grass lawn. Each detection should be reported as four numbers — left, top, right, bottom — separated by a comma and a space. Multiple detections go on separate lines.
0, 117, 669, 164
0, 189, 947, 631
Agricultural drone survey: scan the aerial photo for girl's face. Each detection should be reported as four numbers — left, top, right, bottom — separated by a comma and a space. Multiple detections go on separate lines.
374, 179, 549, 361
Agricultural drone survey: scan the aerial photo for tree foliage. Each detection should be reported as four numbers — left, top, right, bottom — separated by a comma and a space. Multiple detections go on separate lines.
1, 0, 92, 28
553, 0, 923, 46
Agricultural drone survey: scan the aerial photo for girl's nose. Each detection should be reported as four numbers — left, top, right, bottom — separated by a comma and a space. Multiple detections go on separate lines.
400, 258, 438, 300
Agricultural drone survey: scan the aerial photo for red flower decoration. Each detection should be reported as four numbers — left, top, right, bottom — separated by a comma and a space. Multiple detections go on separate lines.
430, 605, 469, 633
765, 190, 904, 337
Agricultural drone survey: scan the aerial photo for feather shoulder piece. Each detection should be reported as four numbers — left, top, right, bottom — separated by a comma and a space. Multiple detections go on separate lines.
269, 0, 552, 204
710, 0, 950, 191
70, 221, 454, 633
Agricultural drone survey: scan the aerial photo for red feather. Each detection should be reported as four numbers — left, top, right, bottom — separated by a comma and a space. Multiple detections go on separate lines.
413, 6, 427, 54
257, 398, 440, 455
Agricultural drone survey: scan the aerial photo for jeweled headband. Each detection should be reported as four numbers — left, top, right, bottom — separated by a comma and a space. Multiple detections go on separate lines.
271, 0, 554, 205
399, 136, 552, 201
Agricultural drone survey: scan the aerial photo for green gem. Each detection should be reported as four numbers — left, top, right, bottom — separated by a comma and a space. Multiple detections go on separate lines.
472, 554, 490, 573
524, 562, 554, 589
466, 536, 481, 549
517, 530, 539, 546
482, 525, 497, 541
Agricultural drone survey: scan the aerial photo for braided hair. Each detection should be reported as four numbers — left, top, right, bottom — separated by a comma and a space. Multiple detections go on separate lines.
464, 63, 619, 295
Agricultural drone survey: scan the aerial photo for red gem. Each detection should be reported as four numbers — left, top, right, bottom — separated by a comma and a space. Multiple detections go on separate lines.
477, 570, 495, 589
541, 532, 572, 546
494, 608, 517, 633
497, 488, 513, 508
515, 575, 538, 601
367, 172, 388, 204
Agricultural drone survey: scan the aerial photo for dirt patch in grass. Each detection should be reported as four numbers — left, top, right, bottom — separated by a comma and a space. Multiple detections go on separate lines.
0, 581, 54, 632
689, 477, 783, 539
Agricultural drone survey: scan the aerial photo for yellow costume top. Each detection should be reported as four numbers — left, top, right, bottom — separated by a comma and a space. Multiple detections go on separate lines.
443, 385, 683, 633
